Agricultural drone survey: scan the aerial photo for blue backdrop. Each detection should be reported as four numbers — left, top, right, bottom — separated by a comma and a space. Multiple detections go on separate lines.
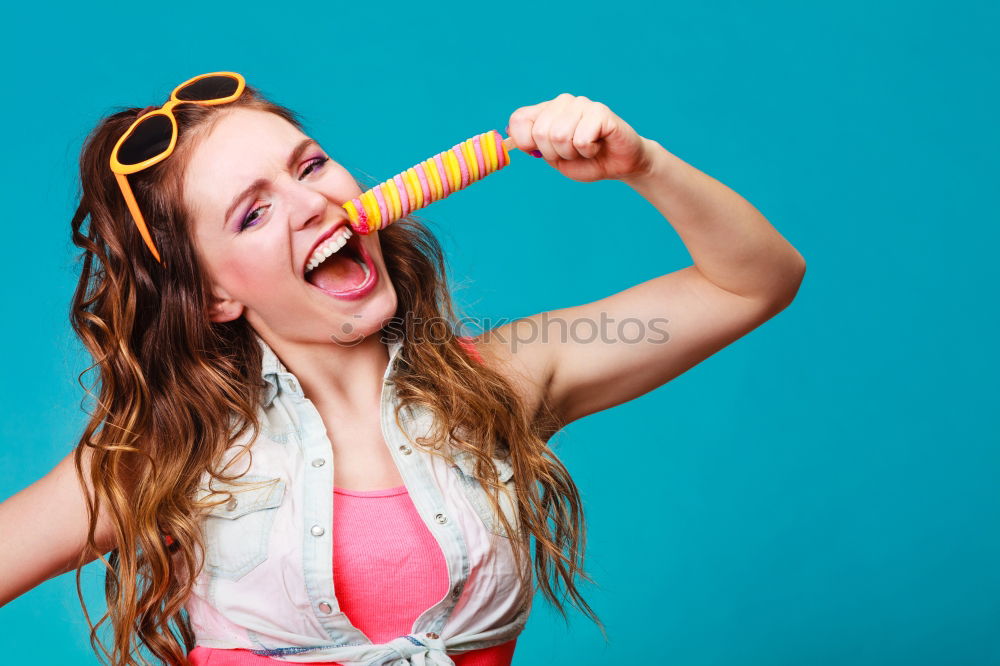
2, 0, 997, 664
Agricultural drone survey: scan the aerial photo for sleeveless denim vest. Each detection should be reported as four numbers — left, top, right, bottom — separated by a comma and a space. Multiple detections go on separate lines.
180, 333, 533, 665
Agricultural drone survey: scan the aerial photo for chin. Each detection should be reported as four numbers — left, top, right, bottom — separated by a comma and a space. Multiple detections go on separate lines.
329, 289, 399, 348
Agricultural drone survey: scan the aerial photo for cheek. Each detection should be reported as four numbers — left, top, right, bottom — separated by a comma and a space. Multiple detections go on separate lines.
219, 251, 289, 295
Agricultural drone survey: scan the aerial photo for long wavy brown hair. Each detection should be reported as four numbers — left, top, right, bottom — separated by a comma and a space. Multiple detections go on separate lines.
68, 80, 604, 666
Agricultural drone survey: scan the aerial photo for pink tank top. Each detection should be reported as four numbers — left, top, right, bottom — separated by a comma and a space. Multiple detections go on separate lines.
187, 338, 516, 665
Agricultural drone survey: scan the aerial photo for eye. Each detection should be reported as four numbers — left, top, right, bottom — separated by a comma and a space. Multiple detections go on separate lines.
239, 204, 268, 231
301, 156, 329, 178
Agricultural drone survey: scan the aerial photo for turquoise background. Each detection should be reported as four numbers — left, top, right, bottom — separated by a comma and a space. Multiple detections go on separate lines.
2, 0, 997, 664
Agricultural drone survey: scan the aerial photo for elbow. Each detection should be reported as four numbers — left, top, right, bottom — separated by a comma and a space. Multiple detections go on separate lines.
771, 253, 807, 312
751, 252, 805, 317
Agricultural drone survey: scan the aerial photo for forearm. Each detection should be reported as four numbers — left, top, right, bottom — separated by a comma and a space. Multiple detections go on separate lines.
622, 139, 806, 303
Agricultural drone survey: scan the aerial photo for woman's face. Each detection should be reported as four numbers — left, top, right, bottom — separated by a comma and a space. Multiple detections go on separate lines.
183, 108, 397, 346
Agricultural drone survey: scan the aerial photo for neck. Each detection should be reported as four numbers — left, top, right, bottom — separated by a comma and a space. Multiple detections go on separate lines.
260, 330, 391, 417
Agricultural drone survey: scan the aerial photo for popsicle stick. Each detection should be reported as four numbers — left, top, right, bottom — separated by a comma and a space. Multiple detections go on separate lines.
502, 135, 519, 153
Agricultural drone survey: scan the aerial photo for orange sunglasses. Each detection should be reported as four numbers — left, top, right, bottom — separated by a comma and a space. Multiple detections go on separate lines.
109, 71, 246, 264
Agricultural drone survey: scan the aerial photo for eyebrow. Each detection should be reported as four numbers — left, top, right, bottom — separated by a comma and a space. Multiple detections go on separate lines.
222, 138, 320, 228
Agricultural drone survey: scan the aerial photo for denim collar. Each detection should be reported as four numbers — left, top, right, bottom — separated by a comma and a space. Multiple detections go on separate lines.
255, 332, 404, 408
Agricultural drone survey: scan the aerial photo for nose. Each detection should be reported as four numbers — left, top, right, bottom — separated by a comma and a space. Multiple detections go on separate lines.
288, 179, 331, 232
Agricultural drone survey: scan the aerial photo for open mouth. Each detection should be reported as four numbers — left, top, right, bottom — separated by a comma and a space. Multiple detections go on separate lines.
304, 228, 378, 299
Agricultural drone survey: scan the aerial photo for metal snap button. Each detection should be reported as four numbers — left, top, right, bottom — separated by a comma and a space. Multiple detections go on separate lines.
311, 524, 326, 537
399, 444, 412, 455
434, 513, 447, 524
287, 377, 300, 394
311, 458, 326, 467
318, 601, 333, 614
425, 632, 439, 639
225, 497, 238, 512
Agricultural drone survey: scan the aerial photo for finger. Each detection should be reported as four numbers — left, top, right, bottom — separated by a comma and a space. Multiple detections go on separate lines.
572, 105, 607, 159
531, 94, 574, 161
530, 113, 556, 161
507, 102, 546, 154
549, 103, 585, 161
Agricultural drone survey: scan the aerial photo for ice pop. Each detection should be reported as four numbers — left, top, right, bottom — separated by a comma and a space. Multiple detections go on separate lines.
343, 130, 517, 234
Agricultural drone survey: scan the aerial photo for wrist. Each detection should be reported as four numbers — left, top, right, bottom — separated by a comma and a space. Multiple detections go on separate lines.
620, 138, 673, 190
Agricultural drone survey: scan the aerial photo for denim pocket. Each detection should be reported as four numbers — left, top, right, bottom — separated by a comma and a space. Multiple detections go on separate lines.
200, 475, 286, 581
451, 450, 519, 539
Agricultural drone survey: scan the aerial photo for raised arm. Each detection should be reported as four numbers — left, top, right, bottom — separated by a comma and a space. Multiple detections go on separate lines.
473, 94, 805, 431
0, 447, 116, 606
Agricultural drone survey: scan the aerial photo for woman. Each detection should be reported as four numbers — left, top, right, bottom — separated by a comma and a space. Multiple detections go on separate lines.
0, 72, 805, 665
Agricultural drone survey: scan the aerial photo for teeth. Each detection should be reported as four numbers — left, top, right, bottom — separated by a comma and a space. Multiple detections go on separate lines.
305, 227, 353, 273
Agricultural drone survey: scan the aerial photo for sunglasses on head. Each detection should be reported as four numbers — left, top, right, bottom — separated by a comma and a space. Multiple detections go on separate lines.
109, 71, 246, 264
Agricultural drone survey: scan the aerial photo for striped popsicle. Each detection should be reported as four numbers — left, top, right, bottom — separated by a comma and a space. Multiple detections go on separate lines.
343, 130, 517, 233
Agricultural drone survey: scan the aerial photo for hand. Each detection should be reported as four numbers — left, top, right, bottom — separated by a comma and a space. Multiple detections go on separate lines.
506, 93, 653, 183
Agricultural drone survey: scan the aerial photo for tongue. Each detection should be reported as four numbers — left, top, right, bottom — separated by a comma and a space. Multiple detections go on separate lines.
307, 252, 367, 292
